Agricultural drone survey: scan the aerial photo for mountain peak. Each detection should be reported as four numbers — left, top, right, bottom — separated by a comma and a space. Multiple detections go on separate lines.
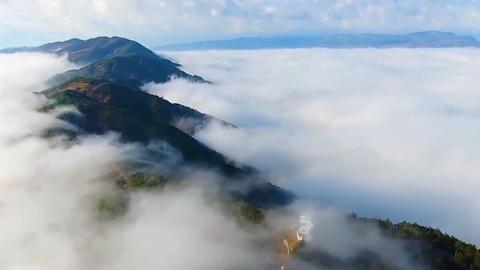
0, 36, 209, 87
2, 35, 160, 65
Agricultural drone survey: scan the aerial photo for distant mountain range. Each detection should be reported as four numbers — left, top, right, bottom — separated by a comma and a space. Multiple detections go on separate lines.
157, 31, 480, 51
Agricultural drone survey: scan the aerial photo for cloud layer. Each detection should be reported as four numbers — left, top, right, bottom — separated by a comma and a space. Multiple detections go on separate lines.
0, 53, 270, 270
147, 48, 480, 245
1, 0, 480, 47
0, 52, 428, 269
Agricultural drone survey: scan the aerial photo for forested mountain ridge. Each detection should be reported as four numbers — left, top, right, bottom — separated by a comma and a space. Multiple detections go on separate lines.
41, 77, 293, 208
2, 36, 480, 270
2, 36, 208, 87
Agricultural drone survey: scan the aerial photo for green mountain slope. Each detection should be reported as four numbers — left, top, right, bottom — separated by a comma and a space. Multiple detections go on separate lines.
287, 216, 480, 269
42, 77, 293, 207
1, 36, 207, 87
386, 221, 480, 270
49, 54, 206, 88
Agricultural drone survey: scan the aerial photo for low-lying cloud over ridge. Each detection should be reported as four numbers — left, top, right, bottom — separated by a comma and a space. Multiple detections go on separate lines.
0, 53, 267, 270
0, 51, 428, 269
148, 48, 480, 245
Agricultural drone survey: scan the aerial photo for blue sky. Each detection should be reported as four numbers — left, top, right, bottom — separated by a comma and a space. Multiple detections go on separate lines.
1, 0, 480, 48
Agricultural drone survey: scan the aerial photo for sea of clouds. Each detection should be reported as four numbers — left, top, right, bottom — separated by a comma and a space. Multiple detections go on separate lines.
0, 50, 428, 269
148, 48, 480, 246
0, 53, 272, 270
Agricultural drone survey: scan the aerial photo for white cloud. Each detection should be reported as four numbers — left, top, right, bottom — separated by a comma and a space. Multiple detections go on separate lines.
1, 0, 480, 47
146, 48, 480, 245
0, 51, 429, 269
0, 53, 270, 270
210, 9, 220, 17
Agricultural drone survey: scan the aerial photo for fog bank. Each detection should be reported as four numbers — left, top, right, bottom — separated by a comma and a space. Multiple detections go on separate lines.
0, 53, 268, 270
149, 48, 480, 244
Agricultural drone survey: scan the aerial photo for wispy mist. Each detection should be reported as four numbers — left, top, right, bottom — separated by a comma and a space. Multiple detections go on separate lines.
148, 48, 480, 245
0, 53, 267, 270
0, 51, 429, 269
